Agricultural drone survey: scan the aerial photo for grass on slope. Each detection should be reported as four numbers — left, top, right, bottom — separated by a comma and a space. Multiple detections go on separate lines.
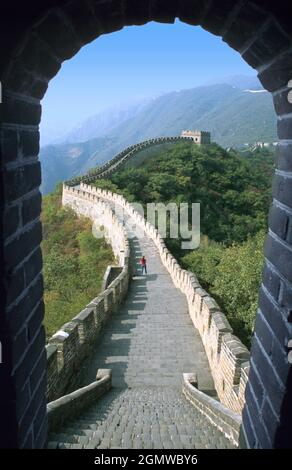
92, 143, 274, 348
41, 184, 115, 339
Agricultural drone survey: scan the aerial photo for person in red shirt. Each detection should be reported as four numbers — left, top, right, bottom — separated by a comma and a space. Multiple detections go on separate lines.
139, 255, 147, 275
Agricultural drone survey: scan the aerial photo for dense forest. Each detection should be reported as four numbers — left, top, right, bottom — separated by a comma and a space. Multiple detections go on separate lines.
41, 184, 115, 338
92, 143, 275, 347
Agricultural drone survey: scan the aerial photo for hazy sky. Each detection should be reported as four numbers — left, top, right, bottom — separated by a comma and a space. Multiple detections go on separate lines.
41, 20, 254, 136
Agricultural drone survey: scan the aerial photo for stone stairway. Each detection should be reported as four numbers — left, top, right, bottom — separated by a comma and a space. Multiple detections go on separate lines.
48, 193, 237, 449
48, 386, 234, 449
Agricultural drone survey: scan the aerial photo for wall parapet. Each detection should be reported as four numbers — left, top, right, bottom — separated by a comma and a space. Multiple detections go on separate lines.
65, 136, 193, 187
182, 373, 242, 446
46, 185, 130, 402
47, 369, 112, 434
76, 182, 250, 413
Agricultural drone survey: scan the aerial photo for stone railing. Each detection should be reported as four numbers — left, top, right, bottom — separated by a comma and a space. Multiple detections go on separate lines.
47, 369, 112, 433
182, 373, 242, 446
65, 136, 192, 187
78, 182, 250, 414
46, 185, 130, 402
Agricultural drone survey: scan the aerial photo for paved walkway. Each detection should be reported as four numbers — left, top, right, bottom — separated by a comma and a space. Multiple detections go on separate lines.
48, 198, 235, 449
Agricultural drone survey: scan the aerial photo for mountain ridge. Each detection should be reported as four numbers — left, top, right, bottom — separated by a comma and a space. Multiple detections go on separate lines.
40, 81, 277, 194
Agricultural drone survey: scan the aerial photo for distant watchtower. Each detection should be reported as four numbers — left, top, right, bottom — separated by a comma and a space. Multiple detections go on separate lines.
181, 130, 211, 144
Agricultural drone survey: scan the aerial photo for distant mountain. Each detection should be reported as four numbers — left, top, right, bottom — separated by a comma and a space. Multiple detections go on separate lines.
41, 98, 154, 147
40, 82, 277, 194
205, 74, 263, 90
107, 83, 276, 148
40, 136, 116, 194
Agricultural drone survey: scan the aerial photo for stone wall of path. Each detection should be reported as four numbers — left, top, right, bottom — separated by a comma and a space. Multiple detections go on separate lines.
63, 182, 250, 414
46, 187, 130, 402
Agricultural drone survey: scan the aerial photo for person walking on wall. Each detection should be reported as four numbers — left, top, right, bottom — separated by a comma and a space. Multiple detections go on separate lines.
140, 255, 147, 275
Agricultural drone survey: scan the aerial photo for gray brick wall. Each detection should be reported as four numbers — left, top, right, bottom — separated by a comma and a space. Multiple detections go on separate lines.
0, 0, 292, 448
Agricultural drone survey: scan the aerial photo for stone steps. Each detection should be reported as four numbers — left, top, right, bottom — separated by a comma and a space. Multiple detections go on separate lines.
48, 386, 235, 449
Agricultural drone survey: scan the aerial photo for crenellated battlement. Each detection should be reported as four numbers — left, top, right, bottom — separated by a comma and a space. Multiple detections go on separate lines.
46, 186, 130, 402
62, 182, 250, 414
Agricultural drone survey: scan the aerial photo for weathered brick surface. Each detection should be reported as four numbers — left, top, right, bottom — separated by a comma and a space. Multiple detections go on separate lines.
1, 0, 292, 450
4, 162, 41, 203
2, 97, 41, 126
258, 50, 292, 92
223, 3, 268, 51
45, 188, 130, 402
243, 21, 291, 68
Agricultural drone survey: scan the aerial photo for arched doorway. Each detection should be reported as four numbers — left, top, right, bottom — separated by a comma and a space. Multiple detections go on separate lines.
0, 0, 292, 448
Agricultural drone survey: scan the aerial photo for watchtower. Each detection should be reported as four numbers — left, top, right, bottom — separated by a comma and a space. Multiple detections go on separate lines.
181, 130, 211, 144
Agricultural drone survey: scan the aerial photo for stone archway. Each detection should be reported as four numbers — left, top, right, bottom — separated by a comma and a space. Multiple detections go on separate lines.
0, 0, 292, 449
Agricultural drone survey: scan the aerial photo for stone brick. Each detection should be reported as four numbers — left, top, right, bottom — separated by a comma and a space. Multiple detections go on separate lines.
63, 0, 102, 43
22, 191, 41, 226
177, 0, 208, 26
23, 247, 42, 287
13, 326, 46, 392
265, 233, 292, 280
6, 58, 49, 99
251, 336, 285, 412
123, 0, 150, 25
200, 0, 237, 36
223, 3, 268, 51
243, 21, 291, 69
5, 221, 42, 272
91, 0, 125, 34
254, 309, 274, 358
15, 381, 31, 424
276, 144, 292, 172
262, 262, 281, 302
19, 129, 40, 158
21, 430, 34, 449
27, 300, 45, 342
258, 50, 292, 92
273, 175, 292, 208
6, 276, 43, 337
246, 363, 264, 409
12, 327, 28, 367
29, 348, 46, 393
6, 264, 25, 306
2, 97, 41, 126
259, 286, 290, 344
0, 128, 19, 164
34, 405, 48, 449
278, 280, 292, 312
273, 89, 292, 116
268, 203, 290, 242
261, 397, 281, 443
241, 406, 257, 448
245, 383, 273, 449
278, 116, 292, 140
19, 376, 47, 440
4, 162, 41, 203
36, 10, 82, 61
149, 0, 178, 23
3, 204, 20, 239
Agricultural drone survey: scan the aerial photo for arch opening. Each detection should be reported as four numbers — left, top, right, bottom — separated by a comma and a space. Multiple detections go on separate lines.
1, 0, 292, 449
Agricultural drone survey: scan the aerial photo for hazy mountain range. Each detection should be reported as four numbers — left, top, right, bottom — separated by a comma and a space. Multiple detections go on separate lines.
40, 76, 277, 194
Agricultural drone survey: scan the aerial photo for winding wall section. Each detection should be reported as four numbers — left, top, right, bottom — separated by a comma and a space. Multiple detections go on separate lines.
62, 182, 250, 414
66, 136, 193, 186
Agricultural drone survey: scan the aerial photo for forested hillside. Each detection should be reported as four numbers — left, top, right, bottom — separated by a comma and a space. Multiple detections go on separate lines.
40, 83, 276, 194
92, 143, 275, 347
41, 184, 115, 338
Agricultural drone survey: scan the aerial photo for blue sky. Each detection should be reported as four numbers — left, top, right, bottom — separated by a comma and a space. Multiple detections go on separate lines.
41, 20, 254, 137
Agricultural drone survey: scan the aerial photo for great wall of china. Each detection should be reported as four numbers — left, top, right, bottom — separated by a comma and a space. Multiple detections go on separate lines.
45, 137, 249, 449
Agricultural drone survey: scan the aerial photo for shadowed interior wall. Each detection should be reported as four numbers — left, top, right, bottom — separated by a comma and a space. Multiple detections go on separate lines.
0, 0, 292, 448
